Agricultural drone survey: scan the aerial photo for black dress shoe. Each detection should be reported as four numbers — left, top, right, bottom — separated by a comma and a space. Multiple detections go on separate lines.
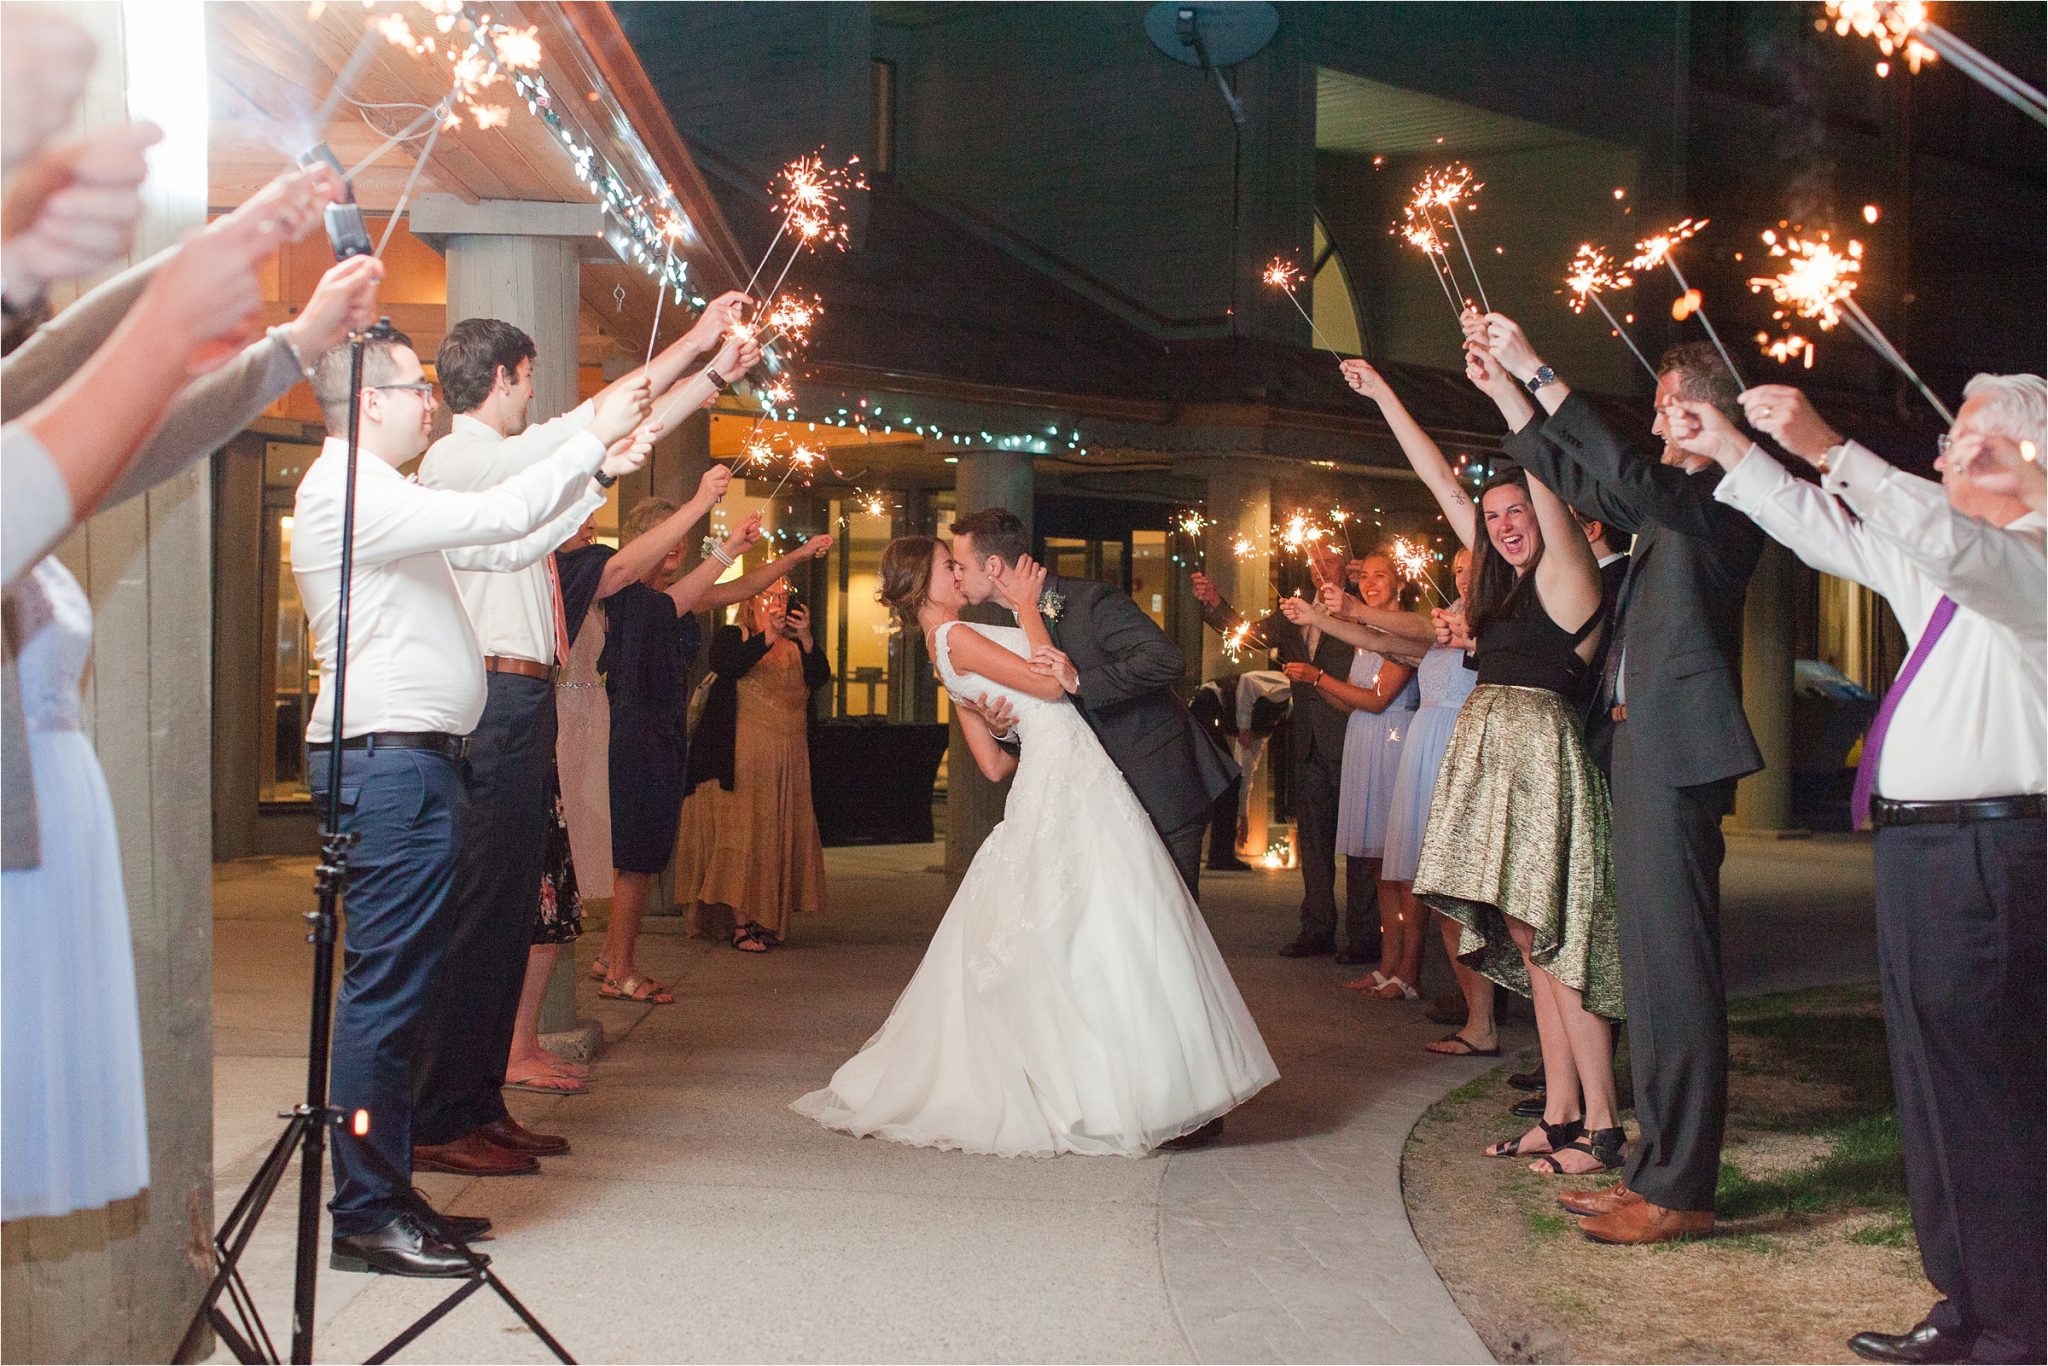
1277, 936, 1337, 958
1507, 1070, 1545, 1092
1848, 1321, 1975, 1364
1511, 1093, 1546, 1118
1158, 1118, 1225, 1151
410, 1188, 492, 1243
1334, 944, 1382, 966
331, 1213, 485, 1278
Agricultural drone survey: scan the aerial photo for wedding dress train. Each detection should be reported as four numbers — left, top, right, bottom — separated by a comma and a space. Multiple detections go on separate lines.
793, 621, 1277, 1156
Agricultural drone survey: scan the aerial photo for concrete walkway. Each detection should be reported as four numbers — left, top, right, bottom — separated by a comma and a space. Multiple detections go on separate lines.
207, 831, 1874, 1364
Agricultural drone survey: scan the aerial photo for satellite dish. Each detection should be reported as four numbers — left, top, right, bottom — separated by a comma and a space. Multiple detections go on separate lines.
1144, 2, 1279, 126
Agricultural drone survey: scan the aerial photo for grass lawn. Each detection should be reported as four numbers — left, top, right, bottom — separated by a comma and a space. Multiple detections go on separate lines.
1402, 984, 1930, 1363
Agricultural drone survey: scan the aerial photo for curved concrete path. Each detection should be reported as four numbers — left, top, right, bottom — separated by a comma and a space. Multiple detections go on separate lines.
213, 833, 1874, 1361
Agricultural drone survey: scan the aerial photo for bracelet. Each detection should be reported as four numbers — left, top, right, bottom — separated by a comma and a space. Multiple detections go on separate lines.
709, 542, 737, 568
705, 366, 729, 392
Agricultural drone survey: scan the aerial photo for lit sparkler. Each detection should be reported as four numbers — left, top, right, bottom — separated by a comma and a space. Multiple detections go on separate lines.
762, 440, 824, 505
1230, 535, 1256, 561
1396, 210, 1466, 324
1261, 257, 1340, 353
1561, 243, 1655, 379
1823, 1, 2044, 123
1390, 535, 1451, 606
1757, 332, 1816, 369
1412, 164, 1491, 312
1326, 506, 1361, 556
763, 292, 821, 349
1748, 227, 1953, 422
1628, 217, 1742, 387
758, 377, 796, 409
1221, 619, 1274, 663
743, 151, 867, 306
1173, 509, 1212, 568
644, 211, 688, 367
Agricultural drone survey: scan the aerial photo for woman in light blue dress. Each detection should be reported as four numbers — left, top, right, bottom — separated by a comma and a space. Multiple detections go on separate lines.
1281, 553, 1428, 1000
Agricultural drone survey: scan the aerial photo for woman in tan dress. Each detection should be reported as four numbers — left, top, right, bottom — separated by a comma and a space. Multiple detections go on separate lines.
674, 582, 831, 951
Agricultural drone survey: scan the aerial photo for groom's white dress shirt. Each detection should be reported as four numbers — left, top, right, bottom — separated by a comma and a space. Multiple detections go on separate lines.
1713, 440, 2045, 802
292, 432, 607, 742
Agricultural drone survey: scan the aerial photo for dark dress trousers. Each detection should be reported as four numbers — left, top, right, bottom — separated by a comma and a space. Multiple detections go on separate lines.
312, 743, 463, 1235
1200, 593, 1377, 950
1039, 573, 1238, 899
1507, 392, 1766, 1213
410, 671, 557, 1146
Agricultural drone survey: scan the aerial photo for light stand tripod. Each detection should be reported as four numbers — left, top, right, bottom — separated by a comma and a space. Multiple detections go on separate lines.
177, 321, 572, 1365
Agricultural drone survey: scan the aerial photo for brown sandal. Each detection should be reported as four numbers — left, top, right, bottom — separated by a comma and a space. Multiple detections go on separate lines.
598, 975, 673, 1004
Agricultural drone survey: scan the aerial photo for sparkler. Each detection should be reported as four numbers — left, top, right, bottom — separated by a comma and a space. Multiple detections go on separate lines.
1629, 218, 1742, 388
762, 440, 824, 505
1326, 506, 1361, 556
1562, 244, 1656, 380
1396, 210, 1467, 324
1173, 509, 1212, 569
1823, 0, 2046, 124
1390, 535, 1451, 607
1748, 227, 1954, 423
1221, 619, 1275, 663
1261, 257, 1340, 353
644, 212, 687, 368
1413, 164, 1491, 313
743, 151, 865, 309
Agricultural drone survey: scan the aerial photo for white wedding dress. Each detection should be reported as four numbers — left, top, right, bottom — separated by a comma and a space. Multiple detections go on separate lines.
793, 620, 1277, 1157
1, 558, 151, 1219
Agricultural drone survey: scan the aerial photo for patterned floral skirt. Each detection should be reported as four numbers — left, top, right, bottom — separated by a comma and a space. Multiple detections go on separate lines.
534, 768, 583, 946
1412, 684, 1623, 1020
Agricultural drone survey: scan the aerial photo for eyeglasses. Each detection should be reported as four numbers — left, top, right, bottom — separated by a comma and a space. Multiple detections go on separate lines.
1935, 433, 1954, 457
369, 381, 437, 404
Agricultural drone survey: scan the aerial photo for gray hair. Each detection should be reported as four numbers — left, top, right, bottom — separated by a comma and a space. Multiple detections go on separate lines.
1961, 373, 2047, 450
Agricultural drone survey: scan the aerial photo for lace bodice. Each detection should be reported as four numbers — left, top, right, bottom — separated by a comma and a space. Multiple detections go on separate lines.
6, 558, 91, 732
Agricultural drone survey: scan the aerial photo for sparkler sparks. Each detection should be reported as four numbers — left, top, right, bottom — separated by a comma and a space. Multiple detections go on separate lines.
1408, 163, 1492, 313
1748, 226, 1952, 422
1221, 620, 1272, 663
1628, 217, 1741, 386
1561, 243, 1655, 379
744, 151, 868, 305
1260, 257, 1340, 354
1390, 535, 1451, 606
1231, 535, 1256, 561
1822, 0, 2046, 123
764, 292, 821, 348
1397, 208, 1466, 323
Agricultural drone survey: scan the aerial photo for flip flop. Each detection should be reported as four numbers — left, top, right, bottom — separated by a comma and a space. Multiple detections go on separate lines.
504, 1068, 589, 1096
599, 975, 674, 1004
1425, 1032, 1501, 1057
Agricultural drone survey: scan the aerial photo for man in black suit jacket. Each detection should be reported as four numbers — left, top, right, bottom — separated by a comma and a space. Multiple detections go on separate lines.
951, 509, 1238, 898
1473, 319, 1765, 1245
1192, 545, 1380, 961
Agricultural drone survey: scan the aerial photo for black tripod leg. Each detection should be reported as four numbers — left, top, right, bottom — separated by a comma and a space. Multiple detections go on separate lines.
177, 1113, 312, 1364
363, 1278, 484, 1365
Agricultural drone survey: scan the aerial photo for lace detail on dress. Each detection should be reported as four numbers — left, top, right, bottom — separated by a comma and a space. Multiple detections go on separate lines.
6, 559, 92, 732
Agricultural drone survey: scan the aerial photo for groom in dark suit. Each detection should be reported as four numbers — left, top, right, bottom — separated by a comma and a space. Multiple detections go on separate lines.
950, 508, 1239, 898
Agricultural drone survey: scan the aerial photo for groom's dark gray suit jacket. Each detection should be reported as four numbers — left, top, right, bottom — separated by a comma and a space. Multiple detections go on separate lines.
1036, 573, 1239, 837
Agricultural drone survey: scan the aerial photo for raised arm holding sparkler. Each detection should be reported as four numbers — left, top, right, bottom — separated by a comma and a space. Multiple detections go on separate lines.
1337, 357, 1477, 549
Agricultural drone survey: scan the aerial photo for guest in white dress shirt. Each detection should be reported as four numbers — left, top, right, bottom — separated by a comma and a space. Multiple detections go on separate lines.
1668, 378, 2045, 1366
408, 298, 753, 1176
292, 329, 649, 1277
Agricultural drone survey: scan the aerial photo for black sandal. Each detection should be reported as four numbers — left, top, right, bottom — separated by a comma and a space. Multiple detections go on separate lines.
731, 924, 770, 953
1529, 1125, 1627, 1174
1488, 1117, 1582, 1160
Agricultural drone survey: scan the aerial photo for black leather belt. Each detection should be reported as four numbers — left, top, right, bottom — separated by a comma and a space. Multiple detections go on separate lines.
1870, 793, 2045, 828
309, 731, 468, 760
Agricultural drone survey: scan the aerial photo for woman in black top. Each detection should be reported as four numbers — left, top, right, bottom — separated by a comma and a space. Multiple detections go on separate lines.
578, 492, 833, 1005
1342, 351, 1624, 1179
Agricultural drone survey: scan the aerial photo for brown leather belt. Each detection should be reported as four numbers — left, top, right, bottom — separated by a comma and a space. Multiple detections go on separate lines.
484, 655, 556, 682
1610, 704, 1628, 723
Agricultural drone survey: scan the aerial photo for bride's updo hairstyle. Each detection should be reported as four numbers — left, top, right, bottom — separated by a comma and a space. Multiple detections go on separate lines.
877, 535, 941, 630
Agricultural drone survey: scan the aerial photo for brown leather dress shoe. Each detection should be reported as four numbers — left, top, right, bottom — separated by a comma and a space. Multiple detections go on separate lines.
1579, 1197, 1713, 1244
412, 1131, 540, 1177
1559, 1180, 1641, 1218
476, 1116, 569, 1157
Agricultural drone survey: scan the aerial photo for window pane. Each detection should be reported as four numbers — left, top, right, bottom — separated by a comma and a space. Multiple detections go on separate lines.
832, 497, 895, 719
1131, 530, 1169, 627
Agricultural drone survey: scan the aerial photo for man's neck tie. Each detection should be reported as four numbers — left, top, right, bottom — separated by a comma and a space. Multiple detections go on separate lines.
1849, 594, 1957, 830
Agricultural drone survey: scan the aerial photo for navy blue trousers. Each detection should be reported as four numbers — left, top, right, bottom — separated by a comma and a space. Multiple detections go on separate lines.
412, 673, 555, 1144
1875, 817, 2045, 1364
312, 744, 462, 1237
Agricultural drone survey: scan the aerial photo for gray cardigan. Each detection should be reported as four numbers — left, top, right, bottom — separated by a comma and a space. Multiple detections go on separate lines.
2, 250, 306, 869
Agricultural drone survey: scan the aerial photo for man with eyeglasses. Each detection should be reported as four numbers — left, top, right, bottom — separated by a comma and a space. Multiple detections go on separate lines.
1666, 378, 2046, 1366
290, 329, 652, 1277
408, 299, 756, 1186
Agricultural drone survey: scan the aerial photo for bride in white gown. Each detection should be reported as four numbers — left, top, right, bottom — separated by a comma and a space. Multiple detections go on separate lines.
793, 537, 1277, 1157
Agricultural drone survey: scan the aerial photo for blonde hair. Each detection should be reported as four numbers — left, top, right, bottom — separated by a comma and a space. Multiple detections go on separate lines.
620, 497, 678, 544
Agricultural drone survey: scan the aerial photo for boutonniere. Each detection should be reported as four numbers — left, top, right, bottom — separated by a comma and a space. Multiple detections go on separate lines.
1038, 588, 1066, 621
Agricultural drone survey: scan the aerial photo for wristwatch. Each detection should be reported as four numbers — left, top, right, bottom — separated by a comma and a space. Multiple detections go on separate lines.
594, 469, 618, 489
705, 366, 730, 392
1523, 365, 1559, 395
